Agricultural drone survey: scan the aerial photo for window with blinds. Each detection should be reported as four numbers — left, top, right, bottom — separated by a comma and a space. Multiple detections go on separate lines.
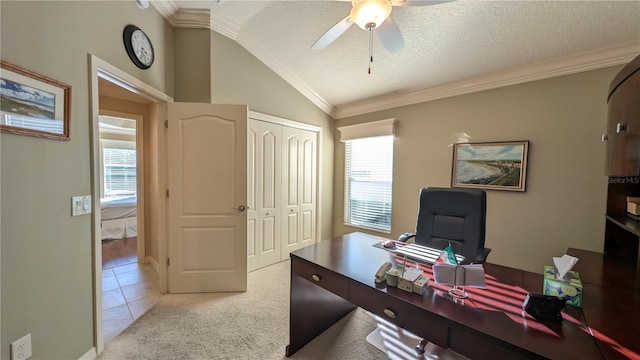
103, 147, 137, 197
344, 135, 394, 232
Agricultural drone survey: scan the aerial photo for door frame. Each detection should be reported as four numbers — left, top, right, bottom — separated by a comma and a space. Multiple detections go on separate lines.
247, 111, 323, 249
89, 55, 172, 355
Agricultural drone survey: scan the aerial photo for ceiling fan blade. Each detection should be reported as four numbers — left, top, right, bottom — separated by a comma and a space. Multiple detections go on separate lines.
391, 0, 455, 6
311, 16, 354, 49
377, 17, 404, 54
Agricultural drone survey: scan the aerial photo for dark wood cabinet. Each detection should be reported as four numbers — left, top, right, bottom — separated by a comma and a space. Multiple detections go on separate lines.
604, 54, 640, 295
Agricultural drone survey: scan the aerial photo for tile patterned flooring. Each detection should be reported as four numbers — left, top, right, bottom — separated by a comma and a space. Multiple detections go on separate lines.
102, 238, 162, 343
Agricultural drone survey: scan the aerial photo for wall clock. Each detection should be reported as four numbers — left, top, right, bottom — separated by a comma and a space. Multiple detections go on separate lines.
123, 24, 154, 69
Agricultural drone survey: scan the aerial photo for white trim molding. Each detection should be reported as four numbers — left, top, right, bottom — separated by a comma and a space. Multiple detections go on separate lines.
151, 1, 639, 120
248, 110, 321, 132
333, 41, 640, 119
337, 118, 397, 141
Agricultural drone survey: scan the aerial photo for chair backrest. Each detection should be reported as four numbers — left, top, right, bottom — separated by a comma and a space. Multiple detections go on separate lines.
414, 187, 487, 261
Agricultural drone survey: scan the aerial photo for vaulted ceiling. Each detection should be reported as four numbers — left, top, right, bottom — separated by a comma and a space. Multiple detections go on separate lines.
152, 0, 640, 119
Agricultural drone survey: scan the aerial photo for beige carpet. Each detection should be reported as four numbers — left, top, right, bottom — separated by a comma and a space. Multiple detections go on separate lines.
98, 259, 389, 360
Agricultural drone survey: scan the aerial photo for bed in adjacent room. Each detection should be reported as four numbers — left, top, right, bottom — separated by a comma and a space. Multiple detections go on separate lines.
100, 196, 137, 240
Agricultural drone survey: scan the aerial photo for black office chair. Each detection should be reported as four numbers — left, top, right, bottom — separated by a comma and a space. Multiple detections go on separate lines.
400, 187, 491, 263
400, 187, 491, 355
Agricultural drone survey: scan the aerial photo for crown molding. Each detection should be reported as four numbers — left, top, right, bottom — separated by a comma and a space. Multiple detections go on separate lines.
208, 11, 241, 40
235, 32, 335, 115
150, 1, 638, 120
150, 0, 178, 25
333, 41, 640, 119
150, 1, 333, 114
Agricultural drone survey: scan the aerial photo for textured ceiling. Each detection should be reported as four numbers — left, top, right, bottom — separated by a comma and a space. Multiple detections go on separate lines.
159, 0, 640, 118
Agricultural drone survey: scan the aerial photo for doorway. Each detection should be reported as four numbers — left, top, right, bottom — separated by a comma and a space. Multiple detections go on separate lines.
90, 55, 172, 354
97, 113, 158, 342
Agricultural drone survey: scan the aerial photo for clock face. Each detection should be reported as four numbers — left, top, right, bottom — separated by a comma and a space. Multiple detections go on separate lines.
123, 25, 154, 69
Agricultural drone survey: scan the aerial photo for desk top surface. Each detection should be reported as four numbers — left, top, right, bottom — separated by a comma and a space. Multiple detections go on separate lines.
291, 232, 639, 360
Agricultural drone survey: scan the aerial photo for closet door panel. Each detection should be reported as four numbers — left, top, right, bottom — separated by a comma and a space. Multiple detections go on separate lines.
247, 119, 281, 271
302, 210, 313, 242
260, 130, 278, 254
286, 136, 299, 207
300, 136, 316, 245
282, 127, 317, 257
247, 127, 257, 263
286, 212, 298, 246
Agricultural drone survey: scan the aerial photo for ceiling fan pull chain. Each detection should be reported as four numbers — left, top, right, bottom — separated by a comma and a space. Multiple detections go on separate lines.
368, 27, 374, 74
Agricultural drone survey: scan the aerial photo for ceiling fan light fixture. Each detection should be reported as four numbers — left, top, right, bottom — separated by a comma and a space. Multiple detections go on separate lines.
350, 0, 392, 30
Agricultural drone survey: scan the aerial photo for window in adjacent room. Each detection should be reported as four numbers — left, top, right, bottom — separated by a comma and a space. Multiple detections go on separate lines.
99, 115, 137, 198
339, 119, 396, 233
103, 144, 137, 197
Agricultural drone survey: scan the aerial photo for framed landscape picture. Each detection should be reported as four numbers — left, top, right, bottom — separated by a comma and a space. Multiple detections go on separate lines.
0, 60, 71, 140
452, 141, 529, 192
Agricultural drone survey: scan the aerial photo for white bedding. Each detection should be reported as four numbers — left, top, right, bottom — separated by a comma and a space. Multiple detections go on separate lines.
100, 196, 137, 240
101, 196, 137, 220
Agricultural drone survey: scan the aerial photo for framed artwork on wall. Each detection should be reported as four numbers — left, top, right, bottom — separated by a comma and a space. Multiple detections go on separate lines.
451, 141, 529, 192
0, 60, 71, 140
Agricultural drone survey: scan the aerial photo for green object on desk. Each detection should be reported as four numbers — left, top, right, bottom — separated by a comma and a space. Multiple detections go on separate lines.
543, 265, 583, 308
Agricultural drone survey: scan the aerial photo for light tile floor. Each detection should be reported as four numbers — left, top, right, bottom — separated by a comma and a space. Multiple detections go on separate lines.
102, 262, 162, 343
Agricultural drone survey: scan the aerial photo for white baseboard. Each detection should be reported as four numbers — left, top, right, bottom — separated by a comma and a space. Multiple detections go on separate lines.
78, 347, 97, 360
146, 255, 160, 273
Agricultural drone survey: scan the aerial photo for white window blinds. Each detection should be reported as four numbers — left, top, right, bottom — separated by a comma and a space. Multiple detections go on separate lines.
344, 135, 394, 232
103, 146, 137, 197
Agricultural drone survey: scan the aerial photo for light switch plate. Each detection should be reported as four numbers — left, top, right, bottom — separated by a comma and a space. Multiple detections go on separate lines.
71, 195, 92, 216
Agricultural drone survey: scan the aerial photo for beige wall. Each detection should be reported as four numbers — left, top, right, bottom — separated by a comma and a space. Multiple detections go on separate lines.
1, 2, 334, 359
174, 27, 336, 241
174, 28, 212, 103
334, 66, 622, 273
209, 31, 336, 241
0, 1, 171, 359
0, 1, 625, 359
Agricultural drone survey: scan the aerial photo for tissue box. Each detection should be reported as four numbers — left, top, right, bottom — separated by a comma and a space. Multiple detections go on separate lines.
543, 265, 582, 308
398, 268, 422, 293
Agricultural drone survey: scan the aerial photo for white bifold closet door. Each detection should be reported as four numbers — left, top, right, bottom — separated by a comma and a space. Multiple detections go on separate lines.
281, 126, 317, 257
247, 118, 317, 272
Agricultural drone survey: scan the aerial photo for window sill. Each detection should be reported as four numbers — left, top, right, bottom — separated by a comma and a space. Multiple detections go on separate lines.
343, 223, 391, 235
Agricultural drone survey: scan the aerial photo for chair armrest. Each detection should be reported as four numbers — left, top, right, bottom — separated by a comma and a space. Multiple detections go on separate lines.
474, 247, 492, 263
397, 232, 416, 242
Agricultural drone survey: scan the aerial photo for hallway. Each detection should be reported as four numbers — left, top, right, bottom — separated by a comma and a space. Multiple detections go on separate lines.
101, 238, 162, 342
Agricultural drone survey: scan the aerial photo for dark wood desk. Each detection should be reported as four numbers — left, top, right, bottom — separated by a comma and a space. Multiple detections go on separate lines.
287, 232, 638, 359
567, 248, 640, 360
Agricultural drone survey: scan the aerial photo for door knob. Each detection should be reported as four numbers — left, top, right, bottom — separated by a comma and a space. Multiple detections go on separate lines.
233, 205, 247, 212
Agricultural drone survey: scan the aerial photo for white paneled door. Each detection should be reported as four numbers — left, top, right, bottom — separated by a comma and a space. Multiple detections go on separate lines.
247, 119, 282, 272
247, 117, 318, 271
167, 103, 248, 293
282, 126, 317, 257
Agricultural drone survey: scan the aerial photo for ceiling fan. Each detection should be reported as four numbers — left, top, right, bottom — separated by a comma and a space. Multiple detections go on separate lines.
312, 0, 452, 54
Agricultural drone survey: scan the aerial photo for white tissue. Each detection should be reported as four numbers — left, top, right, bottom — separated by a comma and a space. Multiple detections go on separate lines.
552, 254, 579, 280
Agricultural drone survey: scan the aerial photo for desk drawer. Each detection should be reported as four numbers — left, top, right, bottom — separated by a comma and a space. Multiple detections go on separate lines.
349, 282, 449, 348
292, 258, 349, 299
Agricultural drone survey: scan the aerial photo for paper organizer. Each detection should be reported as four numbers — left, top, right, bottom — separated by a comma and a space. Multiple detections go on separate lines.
432, 263, 487, 288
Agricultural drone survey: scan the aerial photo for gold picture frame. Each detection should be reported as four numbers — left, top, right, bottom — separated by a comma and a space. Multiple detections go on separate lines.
1, 60, 71, 140
451, 141, 529, 192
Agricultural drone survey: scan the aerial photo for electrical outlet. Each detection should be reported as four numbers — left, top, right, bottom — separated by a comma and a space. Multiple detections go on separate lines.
11, 333, 32, 360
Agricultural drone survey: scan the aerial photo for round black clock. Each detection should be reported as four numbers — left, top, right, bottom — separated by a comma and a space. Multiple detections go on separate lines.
123, 24, 154, 69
